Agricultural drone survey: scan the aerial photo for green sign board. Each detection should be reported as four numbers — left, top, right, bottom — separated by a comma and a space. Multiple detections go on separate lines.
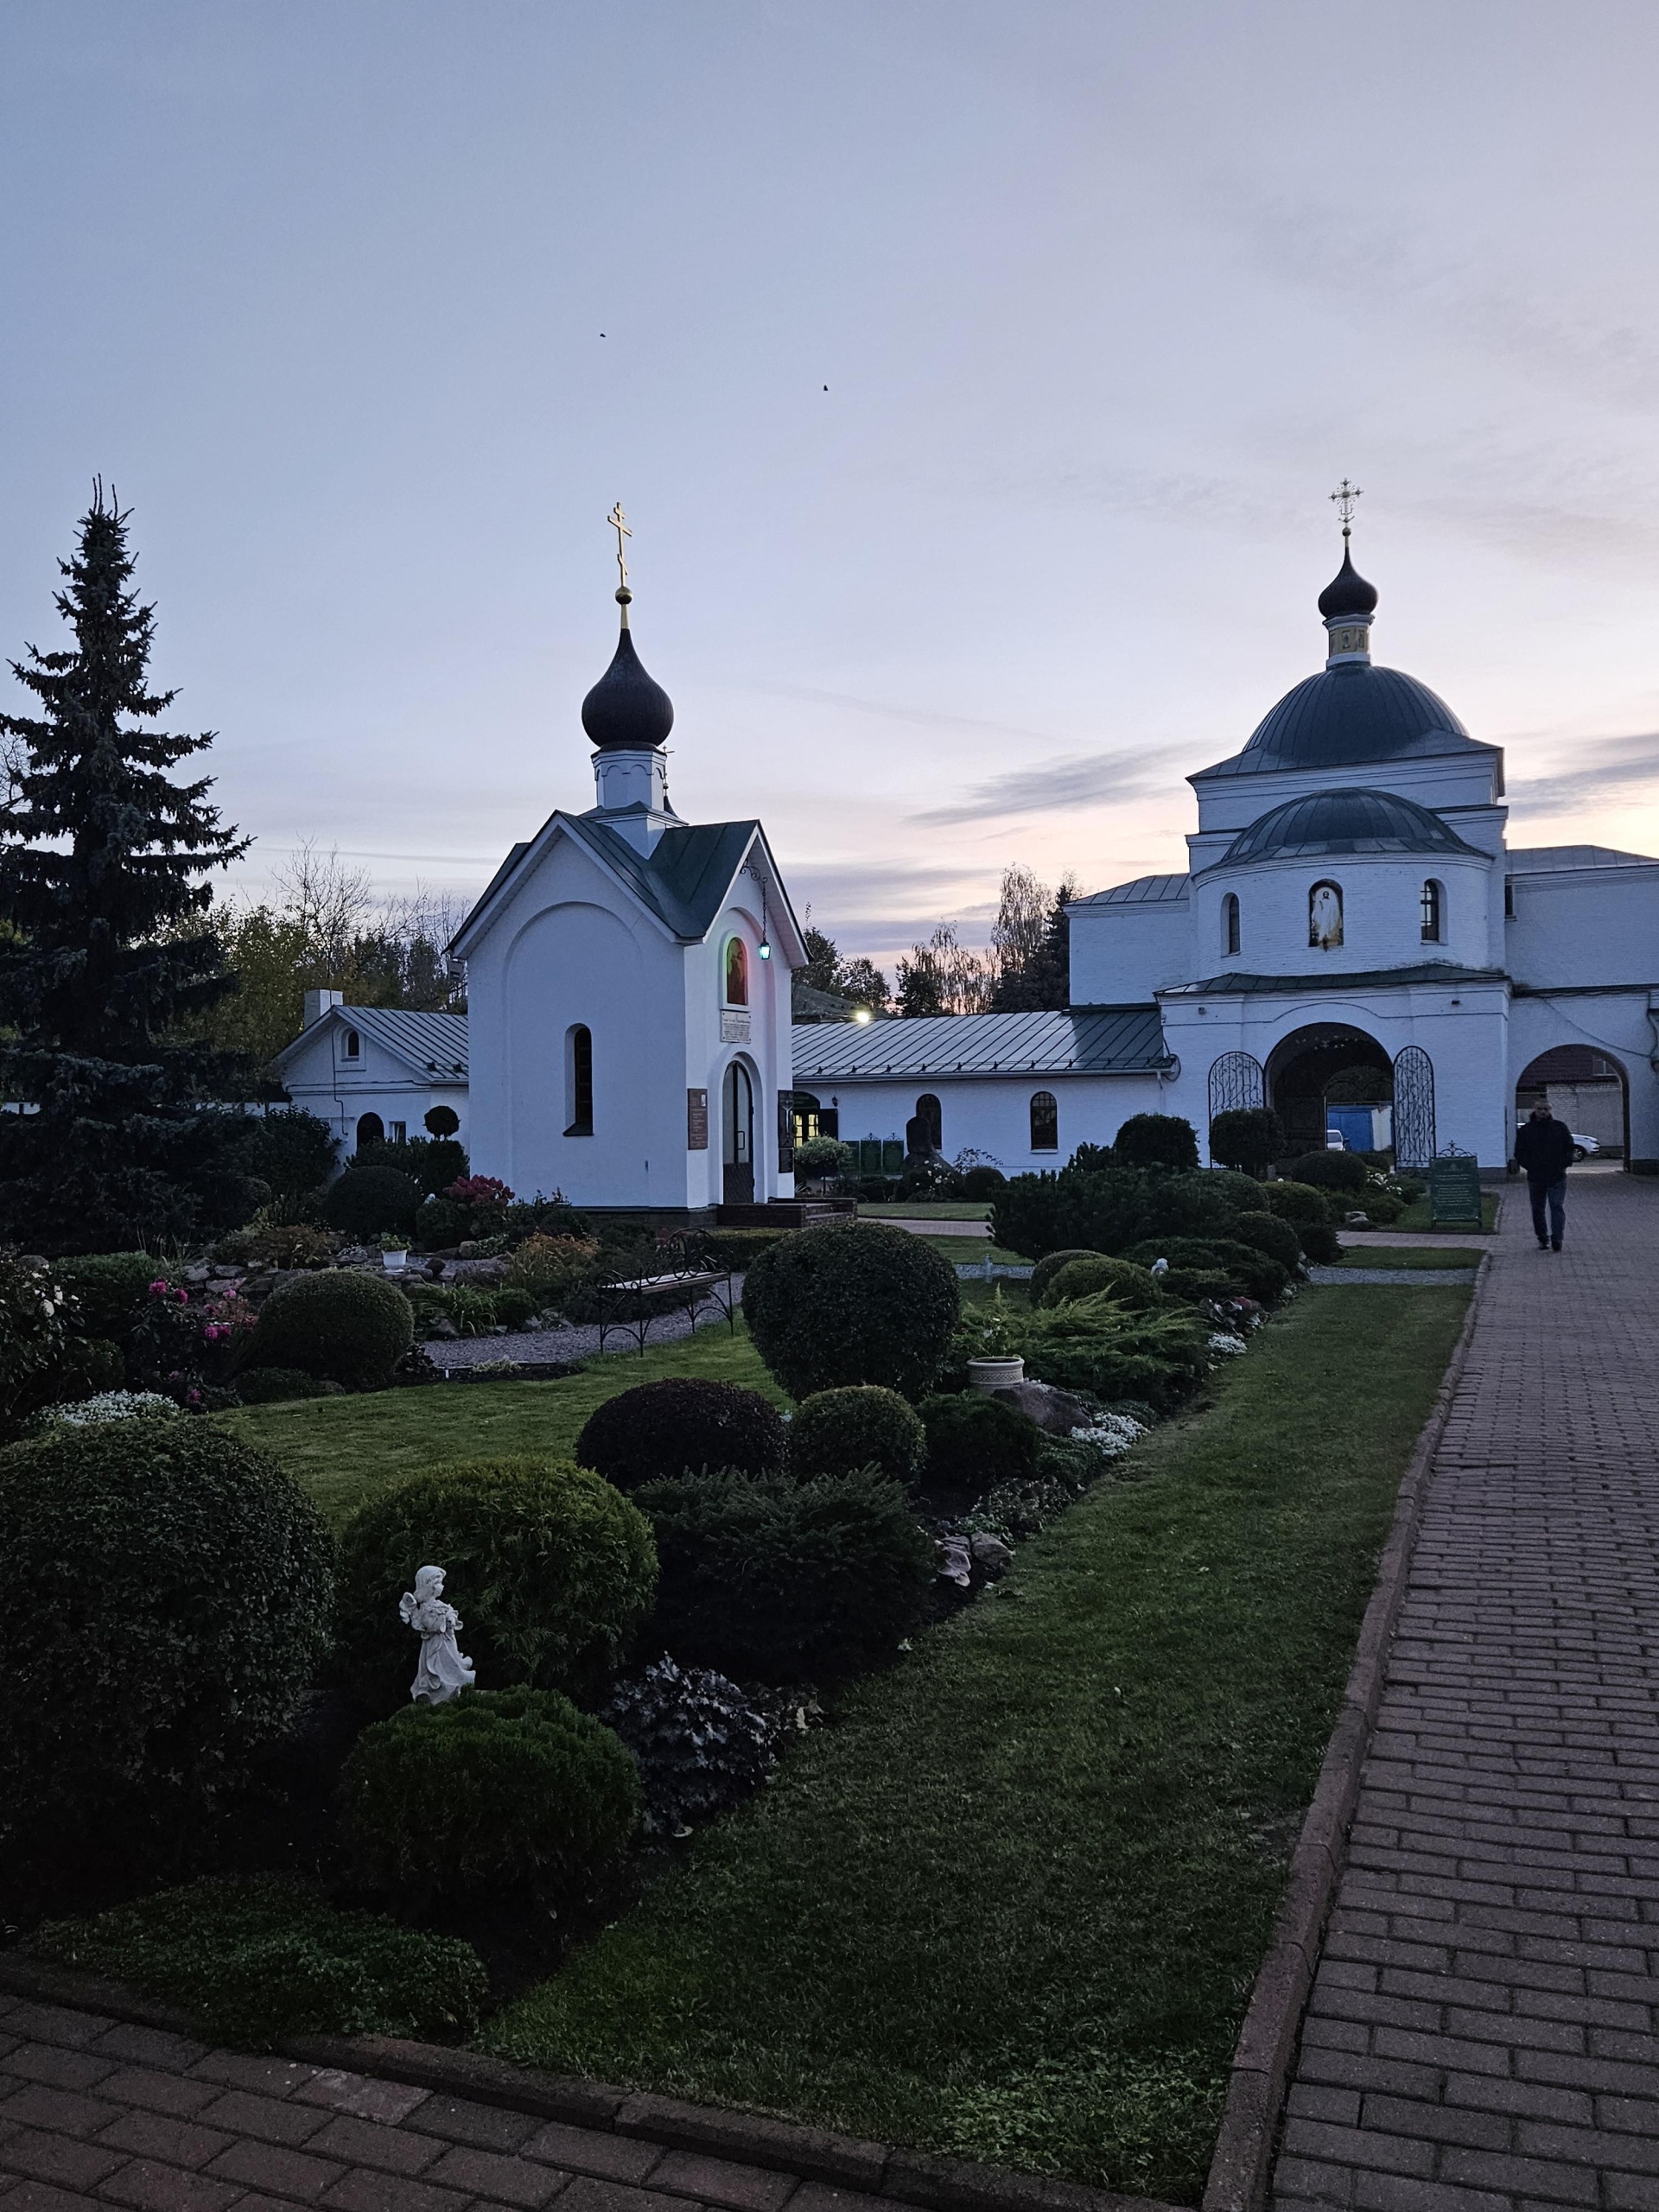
1427, 1155, 1483, 1225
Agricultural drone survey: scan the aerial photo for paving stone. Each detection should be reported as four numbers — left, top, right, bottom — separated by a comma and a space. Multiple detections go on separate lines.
0, 2127, 124, 2191
406, 2094, 538, 2154
97, 2158, 244, 2209
306, 2113, 447, 2177
315, 2167, 475, 2212
202, 2136, 346, 2200
0, 2015, 110, 2058
295, 2070, 431, 2126
3, 2053, 115, 2096
194, 2088, 331, 2146
423, 2140, 570, 2204
647, 2149, 798, 2212
92, 2069, 221, 2120
0, 2183, 107, 2210
522, 2123, 665, 2183
187, 2054, 318, 2098
85, 2025, 209, 2075
0, 2088, 123, 2140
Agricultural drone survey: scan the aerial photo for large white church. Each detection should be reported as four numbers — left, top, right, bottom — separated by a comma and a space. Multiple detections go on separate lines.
277, 532, 1659, 1208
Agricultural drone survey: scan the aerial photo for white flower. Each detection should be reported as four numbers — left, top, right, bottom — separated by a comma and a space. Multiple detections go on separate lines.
40, 1391, 181, 1429
1207, 1332, 1248, 1356
1069, 1412, 1147, 1458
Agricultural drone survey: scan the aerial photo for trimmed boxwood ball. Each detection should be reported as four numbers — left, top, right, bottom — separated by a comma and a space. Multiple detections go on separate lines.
575, 1378, 786, 1491
1260, 1180, 1336, 1228
1300, 1220, 1343, 1264
788, 1385, 925, 1484
1027, 1247, 1103, 1306
741, 1221, 959, 1402
334, 1457, 657, 1713
324, 1164, 423, 1237
340, 1688, 639, 1912
1289, 1149, 1370, 1193
241, 1270, 414, 1390
918, 1391, 1044, 1487
0, 1419, 333, 1870
1039, 1253, 1165, 1312
636, 1468, 934, 1680
1111, 1113, 1200, 1172
1228, 1211, 1303, 1270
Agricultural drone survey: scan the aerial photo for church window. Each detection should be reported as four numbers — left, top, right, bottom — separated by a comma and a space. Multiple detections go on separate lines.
1309, 880, 1343, 950
792, 1091, 823, 1145
1504, 876, 1515, 918
1222, 893, 1241, 957
723, 937, 749, 1007
1030, 1090, 1058, 1152
389, 1121, 406, 1145
1421, 879, 1445, 944
343, 1028, 360, 1058
354, 1112, 384, 1149
565, 1025, 594, 1135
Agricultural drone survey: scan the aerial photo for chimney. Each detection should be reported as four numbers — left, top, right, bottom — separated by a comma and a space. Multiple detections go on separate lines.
303, 988, 345, 1028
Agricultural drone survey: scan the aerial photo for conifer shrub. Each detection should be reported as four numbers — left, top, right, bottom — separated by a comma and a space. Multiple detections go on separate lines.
1289, 1149, 1370, 1193
1111, 1113, 1201, 1172
1027, 1247, 1103, 1306
788, 1384, 925, 1484
918, 1391, 1044, 1486
324, 1165, 422, 1238
1020, 1295, 1214, 1411
340, 1688, 639, 1913
334, 1458, 657, 1711
1259, 1180, 1337, 1227
0, 1419, 332, 1876
741, 1221, 959, 1402
575, 1377, 786, 1491
1228, 1211, 1303, 1270
238, 1109, 339, 1202
636, 1469, 934, 1680
1122, 1236, 1290, 1306
1039, 1253, 1166, 1311
959, 1164, 1007, 1198
1300, 1220, 1343, 1264
240, 1271, 413, 1389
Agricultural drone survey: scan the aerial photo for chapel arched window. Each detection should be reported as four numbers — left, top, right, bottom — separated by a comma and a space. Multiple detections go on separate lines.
724, 937, 749, 1007
343, 1028, 360, 1058
354, 1112, 384, 1150
1421, 879, 1444, 944
1222, 893, 1241, 957
1030, 1090, 1058, 1152
1309, 880, 1344, 950
565, 1025, 594, 1135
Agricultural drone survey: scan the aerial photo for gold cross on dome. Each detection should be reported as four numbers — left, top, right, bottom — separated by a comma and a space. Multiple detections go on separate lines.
1329, 479, 1363, 537
607, 502, 632, 590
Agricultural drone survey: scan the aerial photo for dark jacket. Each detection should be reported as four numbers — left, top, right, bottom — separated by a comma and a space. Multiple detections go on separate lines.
1515, 1115, 1575, 1182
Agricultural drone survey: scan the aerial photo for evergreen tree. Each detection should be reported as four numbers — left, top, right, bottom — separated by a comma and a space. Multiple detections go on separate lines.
0, 486, 251, 1252
991, 878, 1075, 1011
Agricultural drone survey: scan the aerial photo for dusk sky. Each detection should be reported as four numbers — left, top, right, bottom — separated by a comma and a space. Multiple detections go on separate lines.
3, 2, 1658, 970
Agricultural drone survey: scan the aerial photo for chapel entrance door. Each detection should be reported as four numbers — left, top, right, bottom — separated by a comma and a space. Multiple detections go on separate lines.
722, 1060, 755, 1204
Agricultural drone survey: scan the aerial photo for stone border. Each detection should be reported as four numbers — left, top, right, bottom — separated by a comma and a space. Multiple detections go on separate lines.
0, 1949, 1184, 2212
1199, 1243, 1495, 2212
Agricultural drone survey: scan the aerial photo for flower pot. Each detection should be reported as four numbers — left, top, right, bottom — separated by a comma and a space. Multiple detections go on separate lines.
967, 1356, 1025, 1394
381, 1249, 409, 1272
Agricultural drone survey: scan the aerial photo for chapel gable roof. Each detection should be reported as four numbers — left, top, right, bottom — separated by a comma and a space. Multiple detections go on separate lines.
271, 1004, 469, 1079
1070, 873, 1191, 907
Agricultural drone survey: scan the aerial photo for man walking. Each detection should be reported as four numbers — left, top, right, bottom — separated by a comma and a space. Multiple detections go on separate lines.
1515, 1101, 1575, 1251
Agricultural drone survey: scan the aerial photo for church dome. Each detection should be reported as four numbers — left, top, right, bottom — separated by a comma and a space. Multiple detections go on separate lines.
1217, 787, 1482, 868
581, 612, 675, 752
1240, 663, 1469, 772
1317, 545, 1378, 620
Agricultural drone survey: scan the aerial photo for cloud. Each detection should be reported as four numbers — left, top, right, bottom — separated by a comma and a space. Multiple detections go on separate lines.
908, 746, 1188, 826
743, 680, 1059, 747
1507, 732, 1659, 814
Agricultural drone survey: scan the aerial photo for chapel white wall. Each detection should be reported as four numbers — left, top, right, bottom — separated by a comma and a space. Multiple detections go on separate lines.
1506, 870, 1659, 990
820, 1072, 1166, 1169
1067, 899, 1192, 1004
1192, 850, 1494, 977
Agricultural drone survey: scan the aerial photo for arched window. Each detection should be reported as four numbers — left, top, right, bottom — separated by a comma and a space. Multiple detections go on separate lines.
354, 1112, 384, 1150
1309, 880, 1344, 950
565, 1024, 594, 1135
343, 1028, 361, 1058
1222, 893, 1241, 957
1030, 1090, 1058, 1152
723, 937, 749, 1007
1421, 879, 1444, 944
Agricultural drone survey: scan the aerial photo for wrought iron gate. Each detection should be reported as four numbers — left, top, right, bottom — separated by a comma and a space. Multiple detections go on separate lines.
1207, 1051, 1266, 1121
1392, 1045, 1436, 1169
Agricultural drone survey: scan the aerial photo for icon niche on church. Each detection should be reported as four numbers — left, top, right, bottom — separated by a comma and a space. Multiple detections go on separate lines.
1309, 881, 1344, 950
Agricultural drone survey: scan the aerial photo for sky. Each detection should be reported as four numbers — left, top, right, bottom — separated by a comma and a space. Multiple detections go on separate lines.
3, 1, 1659, 972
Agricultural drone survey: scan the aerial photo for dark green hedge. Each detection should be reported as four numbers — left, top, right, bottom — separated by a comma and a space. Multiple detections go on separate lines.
742, 1222, 959, 1402
241, 1271, 414, 1389
575, 1378, 785, 1491
789, 1385, 925, 1484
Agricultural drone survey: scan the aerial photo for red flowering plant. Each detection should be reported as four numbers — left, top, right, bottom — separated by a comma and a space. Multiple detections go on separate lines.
130, 1278, 258, 1408
443, 1174, 514, 1240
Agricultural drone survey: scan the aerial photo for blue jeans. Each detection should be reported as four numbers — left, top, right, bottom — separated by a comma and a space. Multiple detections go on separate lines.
1529, 1175, 1566, 1246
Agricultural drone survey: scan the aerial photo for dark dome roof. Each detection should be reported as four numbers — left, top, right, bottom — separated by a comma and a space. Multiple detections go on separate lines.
581, 619, 675, 752
1317, 545, 1378, 620
1241, 661, 1469, 772
1218, 787, 1483, 868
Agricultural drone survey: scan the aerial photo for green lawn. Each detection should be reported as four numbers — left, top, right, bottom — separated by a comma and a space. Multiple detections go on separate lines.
858, 1200, 993, 1221
485, 1284, 1469, 2204
1333, 1245, 1484, 1269
1392, 1192, 1499, 1232
919, 1237, 1032, 1268
220, 1319, 785, 1526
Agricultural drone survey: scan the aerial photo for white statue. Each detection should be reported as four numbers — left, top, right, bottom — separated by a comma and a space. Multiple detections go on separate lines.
1310, 882, 1343, 950
398, 1565, 476, 1706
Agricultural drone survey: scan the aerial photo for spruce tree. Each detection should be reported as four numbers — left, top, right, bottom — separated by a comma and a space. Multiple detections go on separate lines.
0, 485, 251, 1252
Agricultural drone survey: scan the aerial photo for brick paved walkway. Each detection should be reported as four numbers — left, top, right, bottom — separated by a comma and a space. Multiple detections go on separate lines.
0, 1993, 915, 2212
1274, 1173, 1659, 2210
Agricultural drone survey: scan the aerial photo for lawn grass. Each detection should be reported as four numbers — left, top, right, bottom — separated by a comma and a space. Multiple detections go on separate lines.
1392, 1192, 1499, 1232
485, 1284, 1470, 2203
919, 1237, 1032, 1268
219, 1319, 786, 1526
1333, 1245, 1484, 1269
858, 1200, 993, 1220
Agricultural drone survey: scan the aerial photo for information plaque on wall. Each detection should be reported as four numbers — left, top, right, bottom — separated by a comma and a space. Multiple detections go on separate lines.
720, 1010, 751, 1043
1428, 1154, 1483, 1225
687, 1089, 709, 1151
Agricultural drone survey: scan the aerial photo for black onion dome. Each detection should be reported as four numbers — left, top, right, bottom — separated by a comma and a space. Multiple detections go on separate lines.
1240, 663, 1469, 772
1318, 545, 1379, 620
1217, 788, 1482, 869
581, 621, 675, 752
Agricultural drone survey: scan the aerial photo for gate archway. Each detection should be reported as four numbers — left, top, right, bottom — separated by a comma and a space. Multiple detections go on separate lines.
1208, 1051, 1266, 1121
1266, 1024, 1394, 1157
1514, 1046, 1628, 1162
1391, 1046, 1436, 1169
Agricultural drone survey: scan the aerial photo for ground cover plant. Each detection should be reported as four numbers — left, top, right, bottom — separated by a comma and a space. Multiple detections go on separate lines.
486, 1284, 1470, 2204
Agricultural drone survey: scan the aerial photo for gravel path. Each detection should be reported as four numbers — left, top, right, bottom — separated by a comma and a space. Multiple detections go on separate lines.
1307, 1266, 1480, 1287
423, 1287, 741, 1372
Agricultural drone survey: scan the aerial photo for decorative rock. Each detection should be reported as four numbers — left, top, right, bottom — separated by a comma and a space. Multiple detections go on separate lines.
451, 1256, 512, 1286
989, 1379, 1096, 1436
399, 1564, 476, 1705
337, 1244, 372, 1266
428, 1317, 460, 1338
969, 1531, 1014, 1580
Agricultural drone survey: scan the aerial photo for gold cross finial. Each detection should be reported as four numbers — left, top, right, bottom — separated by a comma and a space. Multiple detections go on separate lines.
1329, 478, 1363, 540
607, 502, 632, 594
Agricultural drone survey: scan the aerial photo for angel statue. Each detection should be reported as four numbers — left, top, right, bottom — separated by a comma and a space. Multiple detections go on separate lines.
398, 1565, 476, 1706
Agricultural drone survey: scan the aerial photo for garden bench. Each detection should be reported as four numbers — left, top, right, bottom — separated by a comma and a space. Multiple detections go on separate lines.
594, 1233, 737, 1355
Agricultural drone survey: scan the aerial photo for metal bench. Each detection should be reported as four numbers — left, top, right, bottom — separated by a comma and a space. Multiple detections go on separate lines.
593, 1233, 738, 1356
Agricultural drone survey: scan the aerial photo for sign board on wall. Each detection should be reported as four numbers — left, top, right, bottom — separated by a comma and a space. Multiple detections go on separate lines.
720, 1011, 751, 1044
687, 1090, 709, 1150
1427, 1154, 1483, 1225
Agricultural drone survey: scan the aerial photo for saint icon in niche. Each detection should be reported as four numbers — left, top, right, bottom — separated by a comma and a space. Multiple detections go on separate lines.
1309, 881, 1344, 950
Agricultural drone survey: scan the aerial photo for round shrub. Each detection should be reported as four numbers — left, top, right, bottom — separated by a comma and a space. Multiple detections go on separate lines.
241, 1271, 414, 1389
636, 1469, 934, 1680
575, 1378, 786, 1491
1122, 1236, 1290, 1306
1202, 1167, 1271, 1214
0, 1419, 333, 1869
55, 1252, 156, 1342
1228, 1211, 1303, 1269
742, 1222, 959, 1402
424, 1105, 461, 1138
490, 1287, 538, 1331
1027, 1247, 1103, 1306
960, 1164, 1007, 1198
1300, 1220, 1343, 1264
788, 1385, 925, 1484
1111, 1113, 1200, 1172
340, 1688, 639, 1912
1260, 1180, 1336, 1228
918, 1391, 1043, 1486
1290, 1149, 1370, 1193
335, 1457, 656, 1711
324, 1165, 423, 1238
1040, 1254, 1165, 1312
1207, 1106, 1286, 1178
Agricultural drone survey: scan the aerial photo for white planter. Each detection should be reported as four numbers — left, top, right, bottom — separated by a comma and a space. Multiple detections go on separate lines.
382, 1250, 409, 1272
967, 1356, 1025, 1394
